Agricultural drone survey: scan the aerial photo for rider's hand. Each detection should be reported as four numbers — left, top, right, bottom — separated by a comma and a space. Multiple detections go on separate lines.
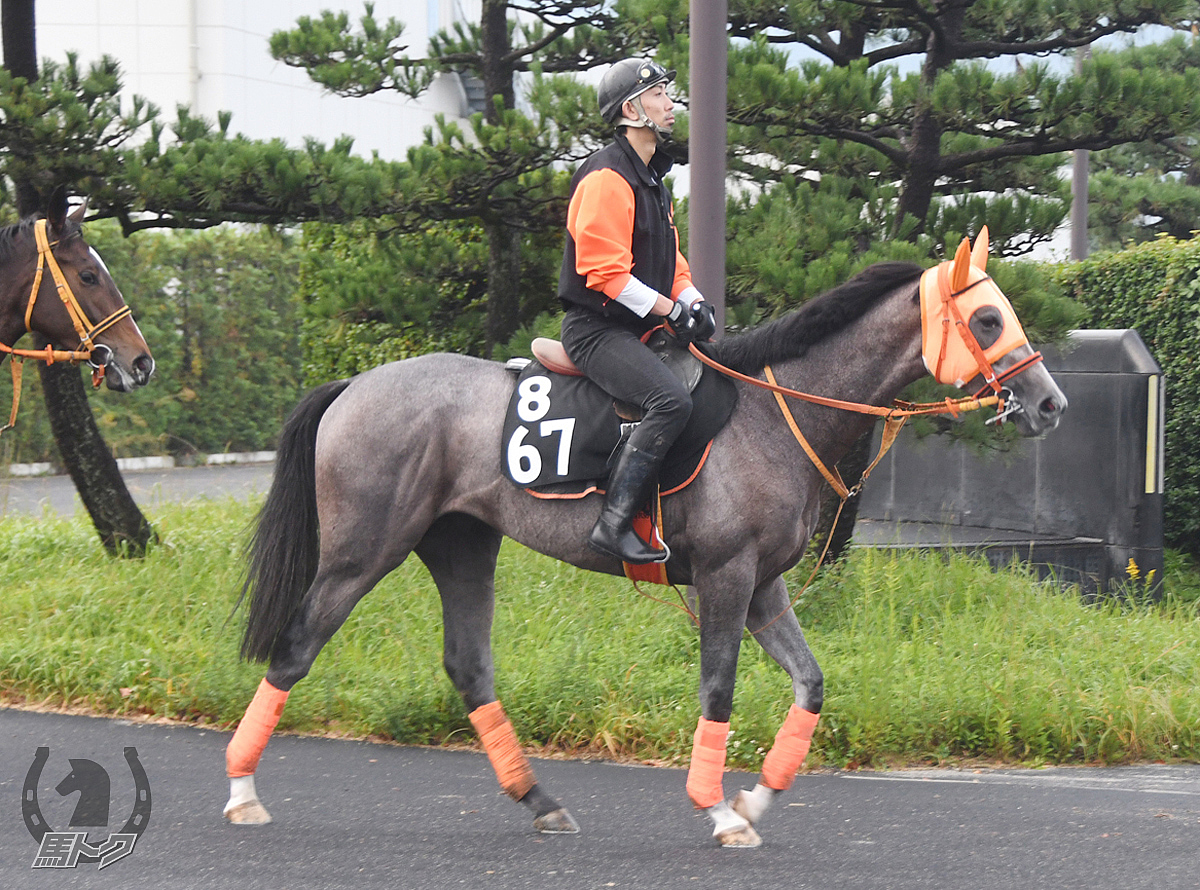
665, 300, 701, 344
690, 301, 717, 341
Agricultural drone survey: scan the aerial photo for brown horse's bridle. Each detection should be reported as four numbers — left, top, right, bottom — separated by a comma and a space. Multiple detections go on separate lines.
0, 218, 132, 432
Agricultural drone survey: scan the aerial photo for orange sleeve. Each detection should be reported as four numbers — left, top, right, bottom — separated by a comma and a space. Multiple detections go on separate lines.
566, 168, 636, 299
671, 241, 695, 299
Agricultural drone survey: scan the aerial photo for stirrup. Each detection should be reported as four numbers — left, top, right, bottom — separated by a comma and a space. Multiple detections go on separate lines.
588, 521, 669, 564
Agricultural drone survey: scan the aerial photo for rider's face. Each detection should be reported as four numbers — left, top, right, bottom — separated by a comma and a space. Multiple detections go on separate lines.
628, 84, 674, 129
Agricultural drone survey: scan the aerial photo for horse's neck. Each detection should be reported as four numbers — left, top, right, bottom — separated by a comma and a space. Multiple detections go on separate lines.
767, 290, 926, 456
0, 239, 33, 347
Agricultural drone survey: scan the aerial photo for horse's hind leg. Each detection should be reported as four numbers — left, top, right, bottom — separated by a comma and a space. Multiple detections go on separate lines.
224, 558, 399, 825
415, 513, 579, 835
730, 574, 823, 828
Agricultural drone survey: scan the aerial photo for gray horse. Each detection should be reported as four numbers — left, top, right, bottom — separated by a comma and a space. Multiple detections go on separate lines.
223, 232, 1066, 847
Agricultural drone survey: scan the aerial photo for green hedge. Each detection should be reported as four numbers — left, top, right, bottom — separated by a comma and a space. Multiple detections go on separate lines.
1056, 237, 1200, 556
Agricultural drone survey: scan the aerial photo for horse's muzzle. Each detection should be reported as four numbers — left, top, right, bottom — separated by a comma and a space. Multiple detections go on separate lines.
105, 353, 155, 392
1010, 386, 1068, 436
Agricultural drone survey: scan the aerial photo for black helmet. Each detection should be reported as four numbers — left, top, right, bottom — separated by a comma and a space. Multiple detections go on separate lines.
598, 58, 676, 125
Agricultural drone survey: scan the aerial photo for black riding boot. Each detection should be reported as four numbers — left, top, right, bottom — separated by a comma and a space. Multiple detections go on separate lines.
589, 442, 669, 564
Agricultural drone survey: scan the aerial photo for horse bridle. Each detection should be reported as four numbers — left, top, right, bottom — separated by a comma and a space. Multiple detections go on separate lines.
0, 218, 132, 432
24, 218, 132, 367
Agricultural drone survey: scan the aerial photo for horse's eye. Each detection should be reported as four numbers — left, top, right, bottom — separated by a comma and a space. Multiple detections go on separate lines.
79, 270, 99, 286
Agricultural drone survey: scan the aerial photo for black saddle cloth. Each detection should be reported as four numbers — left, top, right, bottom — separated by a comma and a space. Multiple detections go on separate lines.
501, 356, 738, 493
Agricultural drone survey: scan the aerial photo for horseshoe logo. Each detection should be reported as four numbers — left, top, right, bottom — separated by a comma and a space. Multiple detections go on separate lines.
23, 746, 152, 859
22, 747, 52, 843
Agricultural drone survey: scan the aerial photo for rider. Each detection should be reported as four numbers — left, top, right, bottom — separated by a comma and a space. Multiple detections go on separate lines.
558, 58, 717, 565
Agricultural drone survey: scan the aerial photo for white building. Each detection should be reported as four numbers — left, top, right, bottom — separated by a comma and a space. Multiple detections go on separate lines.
35, 0, 481, 162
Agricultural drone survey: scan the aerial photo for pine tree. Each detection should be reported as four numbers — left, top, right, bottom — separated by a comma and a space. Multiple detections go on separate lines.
268, 1, 642, 349
1086, 33, 1200, 249
640, 0, 1200, 257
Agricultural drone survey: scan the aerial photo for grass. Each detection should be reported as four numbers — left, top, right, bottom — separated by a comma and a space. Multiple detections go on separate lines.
1, 498, 1199, 771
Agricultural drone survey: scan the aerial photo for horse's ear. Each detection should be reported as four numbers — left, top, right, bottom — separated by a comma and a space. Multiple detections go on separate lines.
950, 236, 972, 292
68, 196, 88, 225
971, 226, 989, 272
46, 186, 69, 234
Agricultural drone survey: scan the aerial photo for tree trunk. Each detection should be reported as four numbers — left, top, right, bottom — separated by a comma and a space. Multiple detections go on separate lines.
38, 355, 157, 554
479, 0, 514, 124
893, 10, 961, 240
483, 219, 523, 352
2, 0, 40, 213
3, 0, 156, 555
478, 0, 521, 352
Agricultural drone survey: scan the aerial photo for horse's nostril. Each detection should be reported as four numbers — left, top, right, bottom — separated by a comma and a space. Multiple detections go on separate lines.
1041, 396, 1061, 416
133, 355, 155, 382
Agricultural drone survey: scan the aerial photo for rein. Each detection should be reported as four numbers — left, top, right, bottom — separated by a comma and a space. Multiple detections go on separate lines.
688, 343, 1000, 499
0, 219, 129, 433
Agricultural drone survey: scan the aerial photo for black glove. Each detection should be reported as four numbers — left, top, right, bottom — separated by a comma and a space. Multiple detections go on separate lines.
665, 299, 700, 343
690, 301, 717, 341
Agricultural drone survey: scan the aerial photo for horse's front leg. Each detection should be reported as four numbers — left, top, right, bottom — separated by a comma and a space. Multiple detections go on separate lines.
687, 569, 762, 848
729, 574, 823, 829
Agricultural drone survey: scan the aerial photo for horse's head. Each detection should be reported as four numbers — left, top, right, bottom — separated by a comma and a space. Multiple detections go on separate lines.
920, 228, 1067, 436
20, 189, 154, 392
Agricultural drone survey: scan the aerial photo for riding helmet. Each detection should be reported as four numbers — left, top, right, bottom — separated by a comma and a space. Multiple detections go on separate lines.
598, 58, 676, 124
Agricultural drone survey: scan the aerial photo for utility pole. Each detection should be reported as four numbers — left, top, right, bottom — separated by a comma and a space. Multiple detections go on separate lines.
688, 0, 727, 332
1071, 46, 1090, 261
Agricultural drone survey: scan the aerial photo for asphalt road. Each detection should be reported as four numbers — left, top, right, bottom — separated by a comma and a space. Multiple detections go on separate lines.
2, 707, 1199, 890
0, 463, 275, 518
4, 467, 1200, 888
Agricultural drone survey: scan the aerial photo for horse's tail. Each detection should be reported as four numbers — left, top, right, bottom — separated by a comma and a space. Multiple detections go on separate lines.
237, 378, 351, 663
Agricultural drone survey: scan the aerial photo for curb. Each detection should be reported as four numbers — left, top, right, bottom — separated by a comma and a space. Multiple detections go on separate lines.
4, 451, 277, 478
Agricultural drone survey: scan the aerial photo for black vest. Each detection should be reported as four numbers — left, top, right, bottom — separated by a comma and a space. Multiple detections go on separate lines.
558, 135, 678, 332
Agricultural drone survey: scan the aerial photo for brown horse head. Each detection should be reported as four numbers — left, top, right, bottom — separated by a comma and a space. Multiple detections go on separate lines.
2, 188, 154, 391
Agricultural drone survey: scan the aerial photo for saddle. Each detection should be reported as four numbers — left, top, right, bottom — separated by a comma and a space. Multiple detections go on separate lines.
501, 332, 737, 494
530, 329, 705, 419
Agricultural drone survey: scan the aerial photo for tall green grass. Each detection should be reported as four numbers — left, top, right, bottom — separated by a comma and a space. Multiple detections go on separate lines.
1, 499, 1198, 770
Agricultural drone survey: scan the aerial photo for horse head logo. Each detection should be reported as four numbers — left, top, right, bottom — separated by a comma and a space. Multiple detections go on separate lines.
23, 746, 151, 868
55, 758, 111, 827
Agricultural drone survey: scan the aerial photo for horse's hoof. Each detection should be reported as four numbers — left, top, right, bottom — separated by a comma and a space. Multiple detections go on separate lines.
223, 800, 273, 825
715, 824, 763, 848
729, 784, 775, 826
533, 807, 580, 834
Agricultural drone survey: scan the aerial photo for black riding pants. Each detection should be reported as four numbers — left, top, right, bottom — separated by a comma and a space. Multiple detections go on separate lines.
560, 307, 692, 460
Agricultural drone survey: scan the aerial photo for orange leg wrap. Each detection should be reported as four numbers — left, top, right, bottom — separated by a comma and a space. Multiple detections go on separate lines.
226, 679, 290, 778
469, 701, 536, 801
686, 717, 729, 809
760, 705, 819, 791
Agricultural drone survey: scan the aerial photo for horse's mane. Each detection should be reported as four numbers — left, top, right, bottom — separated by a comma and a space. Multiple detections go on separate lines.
0, 214, 81, 266
712, 261, 925, 375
